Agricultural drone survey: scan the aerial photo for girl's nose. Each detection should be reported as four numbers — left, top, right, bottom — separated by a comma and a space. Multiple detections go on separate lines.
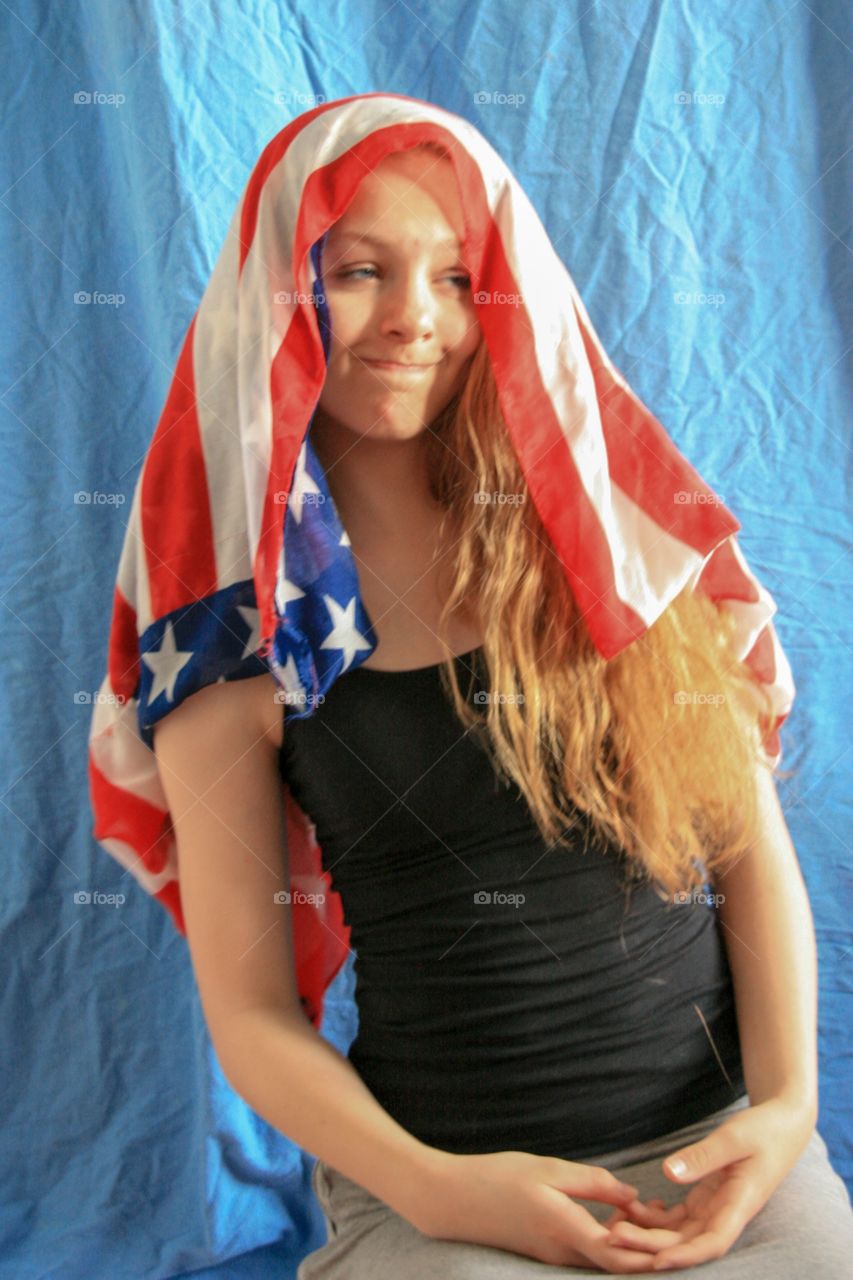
379, 276, 435, 341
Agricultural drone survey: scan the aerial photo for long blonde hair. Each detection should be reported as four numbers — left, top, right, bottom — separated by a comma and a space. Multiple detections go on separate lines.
402, 141, 790, 900
424, 342, 791, 901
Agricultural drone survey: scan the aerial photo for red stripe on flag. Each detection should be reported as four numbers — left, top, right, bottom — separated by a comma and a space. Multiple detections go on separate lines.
153, 880, 186, 936
108, 584, 140, 701
238, 92, 435, 273
140, 315, 218, 618
88, 754, 186, 933
471, 253, 649, 658
88, 755, 174, 877
742, 621, 778, 688
580, 322, 741, 551
694, 536, 761, 605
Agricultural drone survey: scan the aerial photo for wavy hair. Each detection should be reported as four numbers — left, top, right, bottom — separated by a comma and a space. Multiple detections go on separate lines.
349, 140, 791, 901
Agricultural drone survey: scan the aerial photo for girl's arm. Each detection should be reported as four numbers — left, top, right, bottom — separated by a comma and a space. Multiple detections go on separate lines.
609, 764, 823, 1267
711, 760, 818, 1120
152, 674, 442, 1230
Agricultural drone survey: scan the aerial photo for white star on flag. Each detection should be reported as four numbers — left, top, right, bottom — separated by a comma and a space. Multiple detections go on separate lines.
276, 574, 306, 612
235, 604, 262, 659
142, 619, 194, 705
319, 594, 373, 673
288, 442, 322, 525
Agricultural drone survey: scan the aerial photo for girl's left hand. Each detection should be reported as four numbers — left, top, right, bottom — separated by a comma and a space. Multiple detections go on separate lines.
599, 1097, 816, 1272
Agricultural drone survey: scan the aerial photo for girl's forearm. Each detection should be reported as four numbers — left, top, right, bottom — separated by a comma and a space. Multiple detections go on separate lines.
713, 764, 818, 1118
217, 1005, 443, 1227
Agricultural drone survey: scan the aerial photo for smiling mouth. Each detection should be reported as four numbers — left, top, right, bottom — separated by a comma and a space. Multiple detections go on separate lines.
360, 359, 440, 378
362, 358, 438, 369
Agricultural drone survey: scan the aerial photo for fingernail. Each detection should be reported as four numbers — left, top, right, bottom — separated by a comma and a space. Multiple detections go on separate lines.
667, 1157, 687, 1176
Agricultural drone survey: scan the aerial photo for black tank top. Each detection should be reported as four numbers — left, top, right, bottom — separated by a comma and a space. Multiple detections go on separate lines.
278, 646, 746, 1160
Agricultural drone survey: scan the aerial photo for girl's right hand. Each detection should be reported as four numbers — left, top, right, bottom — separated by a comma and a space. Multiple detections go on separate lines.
412, 1148, 689, 1273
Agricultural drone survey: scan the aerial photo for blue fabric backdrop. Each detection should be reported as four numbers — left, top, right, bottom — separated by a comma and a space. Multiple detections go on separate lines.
1, 2, 850, 1276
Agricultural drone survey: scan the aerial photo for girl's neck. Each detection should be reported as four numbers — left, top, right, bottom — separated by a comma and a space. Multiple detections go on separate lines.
309, 410, 441, 542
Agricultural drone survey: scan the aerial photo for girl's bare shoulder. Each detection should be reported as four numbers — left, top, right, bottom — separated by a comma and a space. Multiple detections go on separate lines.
152, 670, 284, 755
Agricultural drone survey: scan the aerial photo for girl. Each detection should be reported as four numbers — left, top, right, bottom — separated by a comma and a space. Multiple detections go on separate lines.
89, 94, 853, 1276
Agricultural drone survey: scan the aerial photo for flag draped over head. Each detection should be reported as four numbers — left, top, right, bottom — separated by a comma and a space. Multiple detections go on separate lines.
87, 90, 795, 1029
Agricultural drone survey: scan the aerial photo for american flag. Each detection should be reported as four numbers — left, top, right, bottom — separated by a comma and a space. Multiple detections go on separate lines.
88, 91, 795, 1028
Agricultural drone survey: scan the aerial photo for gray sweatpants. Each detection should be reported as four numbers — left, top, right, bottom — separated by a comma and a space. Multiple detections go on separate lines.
296, 1097, 853, 1278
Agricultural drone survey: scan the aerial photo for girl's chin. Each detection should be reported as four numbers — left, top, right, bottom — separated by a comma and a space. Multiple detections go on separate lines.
358, 419, 432, 441
315, 390, 451, 439
349, 398, 438, 435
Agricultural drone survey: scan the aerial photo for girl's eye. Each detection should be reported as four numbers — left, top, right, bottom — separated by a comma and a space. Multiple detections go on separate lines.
336, 267, 471, 288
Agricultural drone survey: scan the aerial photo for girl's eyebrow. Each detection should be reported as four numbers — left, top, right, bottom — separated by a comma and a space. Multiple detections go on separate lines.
329, 228, 462, 252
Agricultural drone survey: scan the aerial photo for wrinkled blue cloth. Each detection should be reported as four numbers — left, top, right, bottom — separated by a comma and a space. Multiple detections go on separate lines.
1, 3, 850, 1278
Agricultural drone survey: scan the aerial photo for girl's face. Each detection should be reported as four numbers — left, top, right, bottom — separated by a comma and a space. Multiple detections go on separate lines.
314, 150, 482, 442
